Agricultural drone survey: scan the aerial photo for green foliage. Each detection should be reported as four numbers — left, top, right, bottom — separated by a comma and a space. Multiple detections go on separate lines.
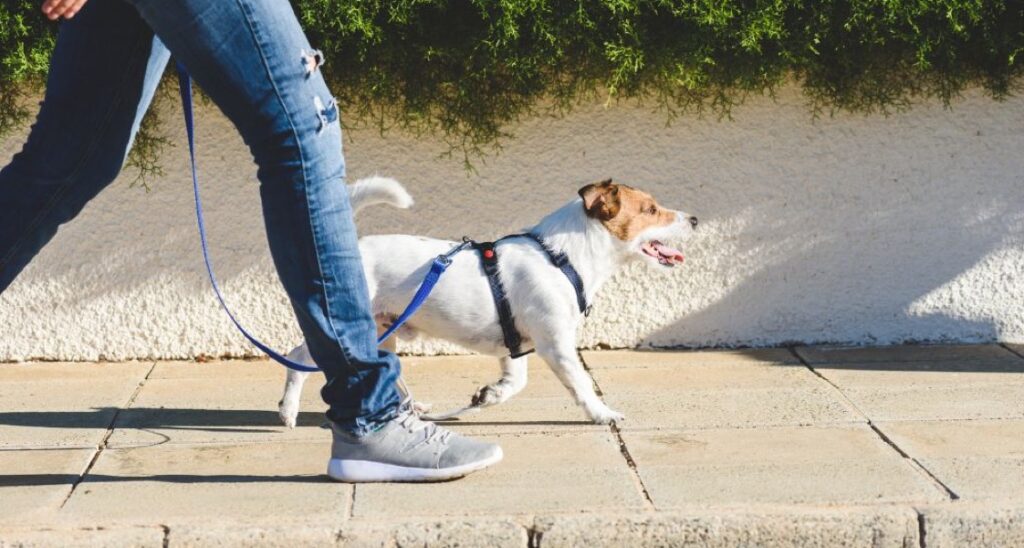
0, 0, 53, 136
1, 0, 1022, 173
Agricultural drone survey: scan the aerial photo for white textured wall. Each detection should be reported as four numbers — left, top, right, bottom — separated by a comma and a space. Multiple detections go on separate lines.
2, 86, 1023, 361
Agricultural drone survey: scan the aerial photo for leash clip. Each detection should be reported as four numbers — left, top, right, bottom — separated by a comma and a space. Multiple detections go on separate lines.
437, 238, 474, 267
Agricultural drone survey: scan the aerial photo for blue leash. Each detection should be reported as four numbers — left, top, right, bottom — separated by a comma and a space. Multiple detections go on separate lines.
175, 64, 458, 372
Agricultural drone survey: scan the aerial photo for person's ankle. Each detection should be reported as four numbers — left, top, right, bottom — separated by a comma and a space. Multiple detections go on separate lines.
329, 403, 403, 438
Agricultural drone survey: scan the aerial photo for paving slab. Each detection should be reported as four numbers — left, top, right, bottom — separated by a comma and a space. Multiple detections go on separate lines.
811, 359, 1024, 388
403, 355, 604, 434
428, 396, 602, 435
920, 502, 1024, 548
342, 519, 528, 548
837, 384, 1024, 421
0, 362, 152, 449
402, 355, 569, 398
1005, 343, 1024, 359
0, 526, 164, 547
106, 375, 329, 448
811, 355, 1024, 421
584, 352, 817, 390
879, 419, 1024, 501
795, 343, 1018, 364
0, 448, 95, 526
352, 431, 643, 518
587, 351, 860, 430
166, 522, 340, 547
149, 359, 290, 380
4, 346, 1024, 545
535, 507, 919, 547
582, 348, 800, 369
621, 425, 946, 508
59, 441, 349, 526
598, 385, 861, 430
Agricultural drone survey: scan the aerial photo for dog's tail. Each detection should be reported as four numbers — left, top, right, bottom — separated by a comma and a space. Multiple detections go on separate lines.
348, 176, 414, 215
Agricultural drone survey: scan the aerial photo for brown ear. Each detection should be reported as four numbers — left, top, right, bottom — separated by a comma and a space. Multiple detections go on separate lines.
578, 179, 620, 221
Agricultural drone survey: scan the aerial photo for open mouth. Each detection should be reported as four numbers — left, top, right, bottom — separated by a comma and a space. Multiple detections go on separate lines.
641, 240, 684, 267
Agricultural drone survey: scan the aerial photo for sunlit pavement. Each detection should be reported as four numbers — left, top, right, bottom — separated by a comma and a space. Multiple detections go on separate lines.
2, 345, 1023, 546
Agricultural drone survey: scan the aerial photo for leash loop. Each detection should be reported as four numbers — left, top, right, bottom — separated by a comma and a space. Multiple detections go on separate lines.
176, 65, 585, 378
176, 64, 318, 372
176, 63, 462, 372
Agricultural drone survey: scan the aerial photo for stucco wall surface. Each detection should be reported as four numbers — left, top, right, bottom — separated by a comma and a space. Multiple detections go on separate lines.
2, 86, 1023, 361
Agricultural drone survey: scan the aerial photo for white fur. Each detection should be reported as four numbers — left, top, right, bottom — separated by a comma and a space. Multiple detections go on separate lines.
347, 176, 413, 213
278, 177, 694, 427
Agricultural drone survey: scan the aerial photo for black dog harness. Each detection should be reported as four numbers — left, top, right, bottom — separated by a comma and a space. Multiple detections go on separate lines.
468, 233, 589, 358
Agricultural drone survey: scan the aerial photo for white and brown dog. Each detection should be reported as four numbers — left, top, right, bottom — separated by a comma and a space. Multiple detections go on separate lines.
278, 177, 696, 426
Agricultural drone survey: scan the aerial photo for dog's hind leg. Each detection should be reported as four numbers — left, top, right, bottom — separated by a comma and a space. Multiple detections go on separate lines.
534, 338, 624, 424
278, 344, 315, 428
471, 355, 528, 408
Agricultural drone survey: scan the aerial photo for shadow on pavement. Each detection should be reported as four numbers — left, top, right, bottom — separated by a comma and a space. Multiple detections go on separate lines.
0, 473, 329, 487
0, 408, 325, 432
620, 347, 1024, 372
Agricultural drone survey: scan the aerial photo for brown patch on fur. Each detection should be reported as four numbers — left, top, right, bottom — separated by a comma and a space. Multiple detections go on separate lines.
578, 179, 676, 241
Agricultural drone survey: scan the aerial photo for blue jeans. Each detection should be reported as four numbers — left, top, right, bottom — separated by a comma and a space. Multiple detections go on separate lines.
0, 0, 401, 434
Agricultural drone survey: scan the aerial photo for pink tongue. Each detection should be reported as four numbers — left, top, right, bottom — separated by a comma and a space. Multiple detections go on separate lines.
653, 242, 684, 263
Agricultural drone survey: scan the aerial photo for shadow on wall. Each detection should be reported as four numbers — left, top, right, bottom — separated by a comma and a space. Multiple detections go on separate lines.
582, 89, 1024, 348
642, 151, 1024, 347
1, 85, 1023, 359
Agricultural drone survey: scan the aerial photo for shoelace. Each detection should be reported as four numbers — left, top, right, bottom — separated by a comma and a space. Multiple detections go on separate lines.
395, 376, 454, 446
395, 403, 454, 446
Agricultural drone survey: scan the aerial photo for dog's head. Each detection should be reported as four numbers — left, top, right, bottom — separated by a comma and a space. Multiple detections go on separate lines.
579, 179, 697, 268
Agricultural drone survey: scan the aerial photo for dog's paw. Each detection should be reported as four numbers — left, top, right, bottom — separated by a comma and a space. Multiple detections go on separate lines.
471, 384, 505, 407
278, 399, 299, 429
587, 406, 626, 425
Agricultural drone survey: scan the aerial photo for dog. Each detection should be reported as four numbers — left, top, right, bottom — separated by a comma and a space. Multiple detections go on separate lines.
278, 176, 697, 426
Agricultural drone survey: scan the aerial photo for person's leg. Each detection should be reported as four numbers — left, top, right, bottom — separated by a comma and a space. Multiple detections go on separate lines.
0, 0, 169, 292
124, 0, 402, 433
128, 0, 501, 481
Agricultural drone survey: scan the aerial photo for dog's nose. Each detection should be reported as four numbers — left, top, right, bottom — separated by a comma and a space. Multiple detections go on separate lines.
688, 216, 699, 228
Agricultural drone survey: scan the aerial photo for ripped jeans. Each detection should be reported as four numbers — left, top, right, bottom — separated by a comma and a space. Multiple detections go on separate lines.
0, 0, 402, 434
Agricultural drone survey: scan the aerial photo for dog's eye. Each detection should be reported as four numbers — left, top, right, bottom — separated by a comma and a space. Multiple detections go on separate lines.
646, 205, 657, 215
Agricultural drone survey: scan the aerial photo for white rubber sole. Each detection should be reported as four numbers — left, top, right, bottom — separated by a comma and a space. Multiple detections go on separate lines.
327, 448, 503, 483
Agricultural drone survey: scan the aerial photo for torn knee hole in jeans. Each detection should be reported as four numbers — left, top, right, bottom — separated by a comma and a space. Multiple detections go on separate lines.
301, 48, 325, 76
315, 95, 339, 134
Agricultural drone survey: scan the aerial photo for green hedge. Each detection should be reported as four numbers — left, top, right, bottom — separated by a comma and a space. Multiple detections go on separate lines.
2, 0, 1022, 173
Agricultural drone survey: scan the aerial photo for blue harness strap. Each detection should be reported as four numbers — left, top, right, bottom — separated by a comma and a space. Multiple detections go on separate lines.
175, 63, 460, 372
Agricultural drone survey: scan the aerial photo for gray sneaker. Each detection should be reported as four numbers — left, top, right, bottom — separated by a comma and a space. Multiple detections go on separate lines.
327, 405, 503, 482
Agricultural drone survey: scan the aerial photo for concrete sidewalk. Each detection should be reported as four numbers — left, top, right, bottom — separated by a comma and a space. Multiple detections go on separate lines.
2, 344, 1023, 547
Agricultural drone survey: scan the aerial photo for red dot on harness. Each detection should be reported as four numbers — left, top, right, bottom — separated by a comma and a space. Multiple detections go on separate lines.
484, 249, 495, 259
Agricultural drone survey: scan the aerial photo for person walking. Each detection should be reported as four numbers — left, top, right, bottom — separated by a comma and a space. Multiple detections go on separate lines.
0, 0, 502, 482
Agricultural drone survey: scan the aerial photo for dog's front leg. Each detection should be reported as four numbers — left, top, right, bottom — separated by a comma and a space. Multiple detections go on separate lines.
535, 340, 624, 424
471, 355, 528, 408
